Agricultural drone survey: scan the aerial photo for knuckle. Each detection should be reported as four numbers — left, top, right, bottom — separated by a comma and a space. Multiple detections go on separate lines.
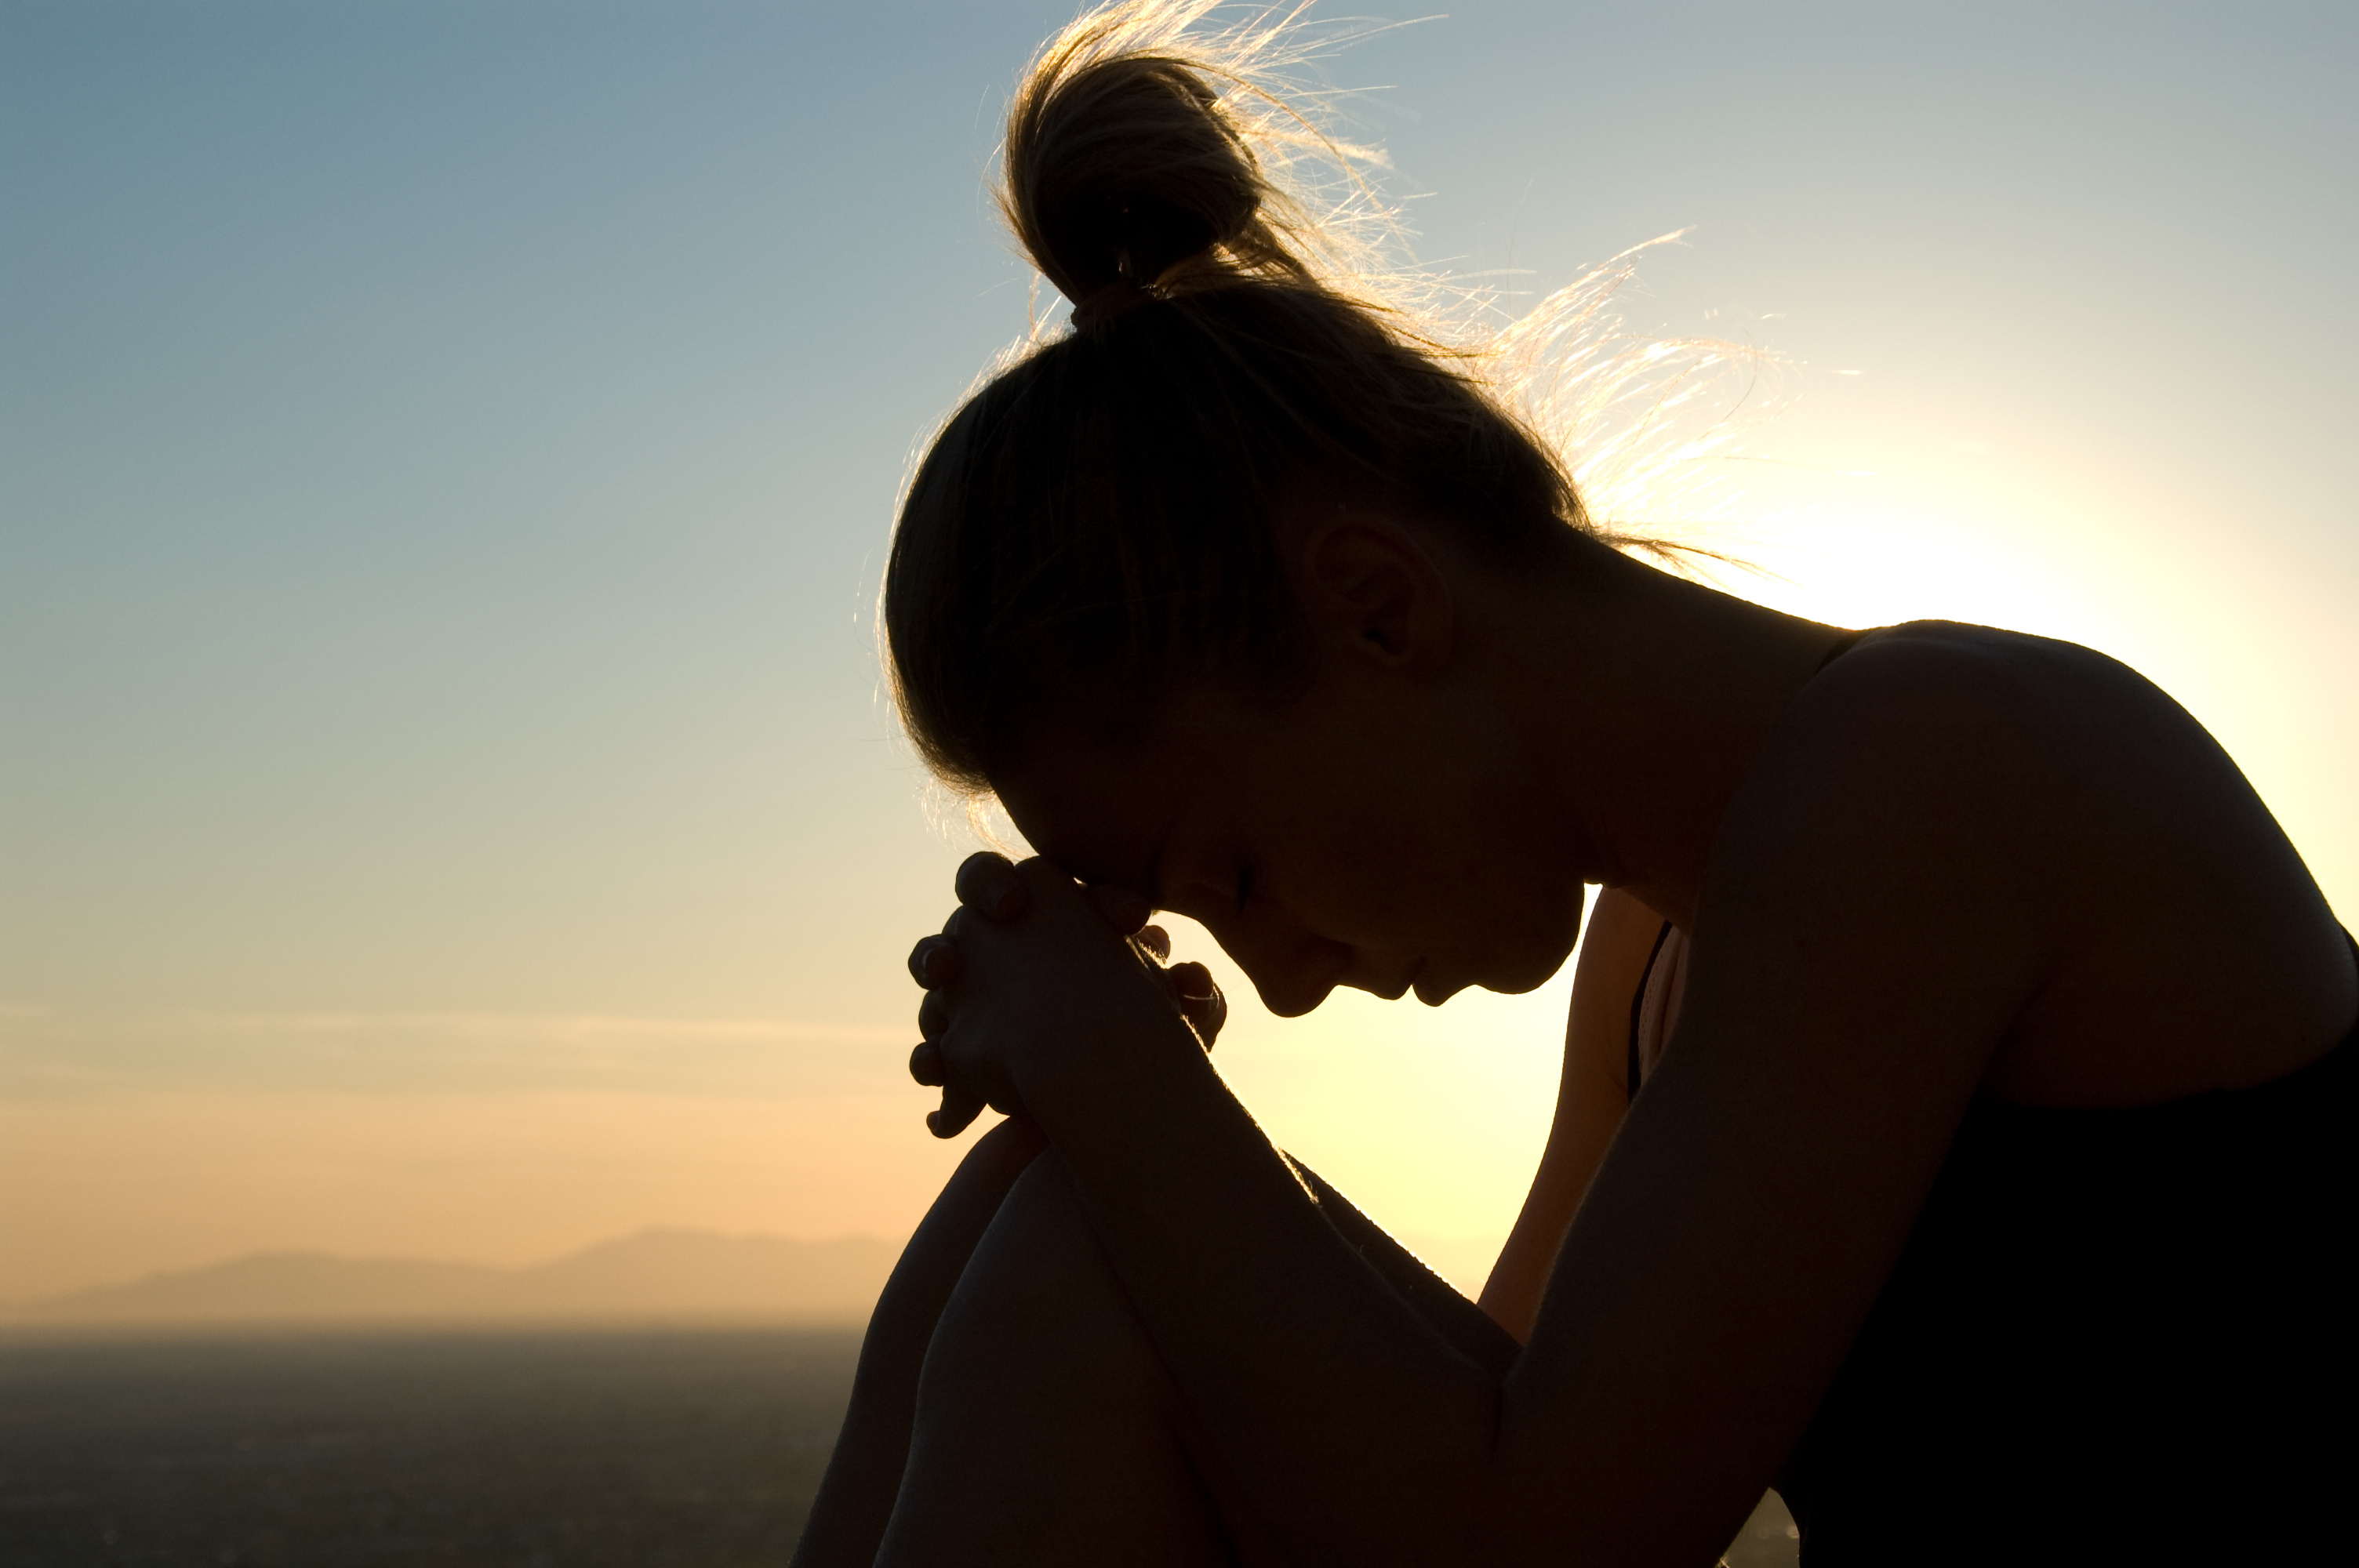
956, 851, 1014, 899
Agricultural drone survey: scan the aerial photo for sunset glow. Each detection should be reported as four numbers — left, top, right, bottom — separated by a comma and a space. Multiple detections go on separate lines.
4, 2, 2350, 1308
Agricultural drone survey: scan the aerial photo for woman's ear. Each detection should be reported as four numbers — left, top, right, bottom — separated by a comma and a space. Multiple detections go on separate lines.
1296, 514, 1455, 671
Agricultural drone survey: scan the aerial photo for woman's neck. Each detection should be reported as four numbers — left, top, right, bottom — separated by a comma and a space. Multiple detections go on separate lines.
1504, 543, 1849, 928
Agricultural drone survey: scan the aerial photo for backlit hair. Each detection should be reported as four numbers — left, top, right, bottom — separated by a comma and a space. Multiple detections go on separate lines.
884, 1, 1735, 796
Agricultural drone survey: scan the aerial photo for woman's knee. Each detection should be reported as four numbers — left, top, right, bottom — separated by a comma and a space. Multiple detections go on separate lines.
918, 1149, 1159, 1401
882, 1152, 1239, 1566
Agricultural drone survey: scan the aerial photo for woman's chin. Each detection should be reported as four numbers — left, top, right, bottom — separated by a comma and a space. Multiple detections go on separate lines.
1451, 942, 1578, 1002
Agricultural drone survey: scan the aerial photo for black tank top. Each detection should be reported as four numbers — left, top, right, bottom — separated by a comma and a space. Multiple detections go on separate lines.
1632, 627, 2354, 1561
1778, 1004, 2354, 1563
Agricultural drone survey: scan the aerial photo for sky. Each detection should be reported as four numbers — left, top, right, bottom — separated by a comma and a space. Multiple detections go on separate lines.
4, 0, 2354, 1301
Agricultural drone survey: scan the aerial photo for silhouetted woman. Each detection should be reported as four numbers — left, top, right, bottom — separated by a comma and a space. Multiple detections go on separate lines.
794, 5, 2352, 1563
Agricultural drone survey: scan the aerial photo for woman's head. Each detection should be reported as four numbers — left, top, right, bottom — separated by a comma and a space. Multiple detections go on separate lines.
883, 1, 1596, 798
986, 510, 1601, 1015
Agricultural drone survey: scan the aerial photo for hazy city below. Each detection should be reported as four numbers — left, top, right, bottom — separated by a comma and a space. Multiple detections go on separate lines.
0, 1329, 857, 1566
2, 1232, 1796, 1566
0, 1326, 1803, 1567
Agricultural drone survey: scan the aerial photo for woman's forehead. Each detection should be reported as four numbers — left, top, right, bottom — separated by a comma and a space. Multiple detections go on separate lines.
994, 742, 1183, 895
994, 687, 1285, 891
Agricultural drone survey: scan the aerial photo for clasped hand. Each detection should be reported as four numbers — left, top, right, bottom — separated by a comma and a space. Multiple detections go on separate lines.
906, 853, 1227, 1138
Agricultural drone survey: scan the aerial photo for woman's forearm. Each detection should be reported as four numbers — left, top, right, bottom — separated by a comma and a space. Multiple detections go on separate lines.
791, 1115, 1047, 1568
1481, 889, 1666, 1339
1034, 1031, 1507, 1564
1478, 1159, 1579, 1341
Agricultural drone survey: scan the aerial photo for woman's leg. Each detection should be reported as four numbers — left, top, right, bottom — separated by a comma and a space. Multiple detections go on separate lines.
872, 1150, 1250, 1567
871, 1152, 1521, 1567
793, 1116, 1049, 1568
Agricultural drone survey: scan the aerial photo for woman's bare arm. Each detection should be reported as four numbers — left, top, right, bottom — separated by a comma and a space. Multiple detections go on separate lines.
1477, 887, 1663, 1341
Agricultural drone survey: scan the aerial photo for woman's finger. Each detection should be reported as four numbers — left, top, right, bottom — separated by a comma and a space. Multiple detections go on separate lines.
918, 990, 951, 1042
1169, 959, 1216, 997
1170, 961, 1226, 1050
928, 1086, 987, 1140
954, 851, 1028, 921
909, 1041, 946, 1087
1085, 881, 1154, 935
1182, 989, 1227, 1050
907, 934, 961, 989
1134, 923, 1171, 962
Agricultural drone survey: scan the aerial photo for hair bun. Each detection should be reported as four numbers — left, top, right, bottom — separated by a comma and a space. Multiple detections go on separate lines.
1004, 45, 1269, 305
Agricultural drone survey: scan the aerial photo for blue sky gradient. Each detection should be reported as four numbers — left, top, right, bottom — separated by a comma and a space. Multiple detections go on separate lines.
5, 1, 2353, 1294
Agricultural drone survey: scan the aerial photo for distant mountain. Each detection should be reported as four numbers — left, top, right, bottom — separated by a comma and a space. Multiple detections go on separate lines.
4, 1229, 900, 1327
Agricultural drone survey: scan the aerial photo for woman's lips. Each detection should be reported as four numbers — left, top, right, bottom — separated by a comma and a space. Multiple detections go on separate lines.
1344, 959, 1422, 1003
1412, 960, 1476, 1007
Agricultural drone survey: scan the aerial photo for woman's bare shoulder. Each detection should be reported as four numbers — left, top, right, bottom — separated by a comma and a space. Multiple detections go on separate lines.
1762, 619, 2252, 848
1715, 622, 2106, 895
1717, 619, 2352, 1102
1805, 619, 2168, 735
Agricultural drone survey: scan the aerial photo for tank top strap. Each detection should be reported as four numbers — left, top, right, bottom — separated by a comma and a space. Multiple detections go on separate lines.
1627, 919, 1676, 1103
